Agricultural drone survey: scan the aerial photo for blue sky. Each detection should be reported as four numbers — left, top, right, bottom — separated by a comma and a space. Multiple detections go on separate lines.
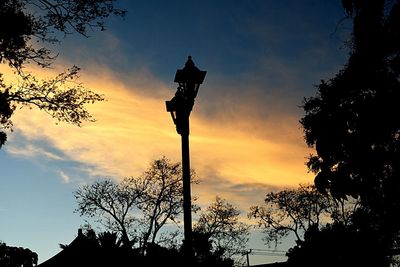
0, 1, 350, 265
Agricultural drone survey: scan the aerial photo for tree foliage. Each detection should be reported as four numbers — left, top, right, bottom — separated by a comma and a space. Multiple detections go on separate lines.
194, 196, 250, 260
0, 0, 126, 69
0, 242, 38, 267
75, 157, 195, 251
74, 178, 141, 248
248, 184, 359, 247
249, 184, 328, 245
0, 0, 125, 147
300, 0, 400, 261
302, 0, 400, 204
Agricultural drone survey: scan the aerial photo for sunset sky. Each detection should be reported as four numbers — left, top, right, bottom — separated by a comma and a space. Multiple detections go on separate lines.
0, 1, 350, 264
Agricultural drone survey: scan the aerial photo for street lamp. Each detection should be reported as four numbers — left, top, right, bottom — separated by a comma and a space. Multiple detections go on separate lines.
166, 56, 206, 262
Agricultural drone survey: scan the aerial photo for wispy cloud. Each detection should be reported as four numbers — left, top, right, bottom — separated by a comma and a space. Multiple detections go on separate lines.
3, 60, 314, 208
6, 144, 64, 161
58, 171, 71, 184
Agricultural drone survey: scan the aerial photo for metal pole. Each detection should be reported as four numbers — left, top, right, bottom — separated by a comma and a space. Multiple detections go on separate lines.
181, 115, 193, 264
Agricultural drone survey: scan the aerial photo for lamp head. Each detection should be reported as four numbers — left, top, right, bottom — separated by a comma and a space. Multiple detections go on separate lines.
174, 56, 207, 99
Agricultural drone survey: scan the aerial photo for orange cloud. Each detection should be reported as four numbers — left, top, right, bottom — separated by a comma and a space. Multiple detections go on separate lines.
2, 62, 314, 209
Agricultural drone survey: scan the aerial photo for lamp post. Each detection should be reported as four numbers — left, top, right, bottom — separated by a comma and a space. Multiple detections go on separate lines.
166, 56, 206, 262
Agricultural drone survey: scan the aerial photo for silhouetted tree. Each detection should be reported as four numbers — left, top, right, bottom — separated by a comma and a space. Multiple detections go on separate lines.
135, 157, 195, 250
0, 242, 38, 267
0, 0, 125, 147
300, 0, 400, 262
75, 157, 195, 251
194, 196, 250, 261
74, 178, 141, 248
248, 184, 358, 247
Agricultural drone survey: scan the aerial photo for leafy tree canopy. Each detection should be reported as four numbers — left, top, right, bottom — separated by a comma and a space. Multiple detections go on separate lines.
300, 0, 400, 261
0, 0, 125, 147
0, 242, 38, 267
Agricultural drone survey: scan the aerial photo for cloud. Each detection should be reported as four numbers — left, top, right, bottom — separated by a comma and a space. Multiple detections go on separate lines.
59, 171, 71, 184
4, 64, 179, 177
2, 59, 314, 208
6, 144, 64, 161
193, 167, 303, 212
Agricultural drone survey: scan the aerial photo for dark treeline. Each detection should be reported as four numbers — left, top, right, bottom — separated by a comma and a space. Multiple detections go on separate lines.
37, 229, 235, 267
